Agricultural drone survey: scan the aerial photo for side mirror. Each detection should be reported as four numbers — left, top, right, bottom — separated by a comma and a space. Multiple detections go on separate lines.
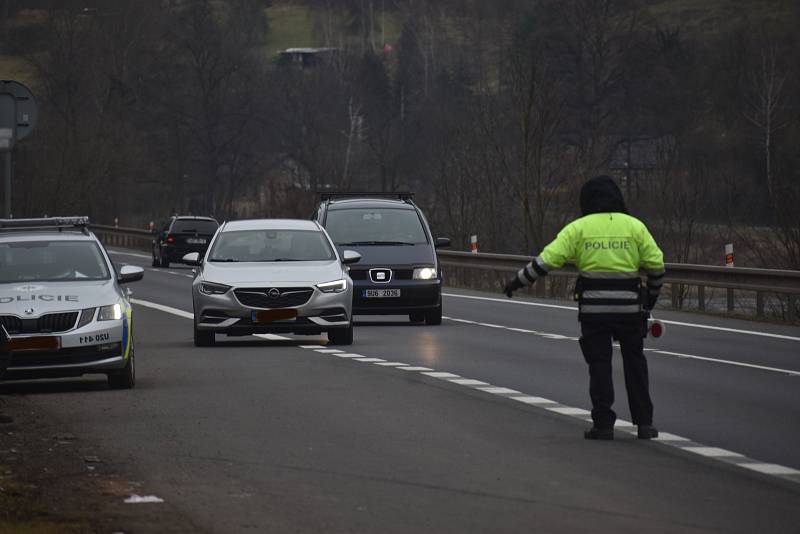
434, 237, 451, 248
118, 265, 144, 284
182, 252, 201, 266
341, 250, 361, 265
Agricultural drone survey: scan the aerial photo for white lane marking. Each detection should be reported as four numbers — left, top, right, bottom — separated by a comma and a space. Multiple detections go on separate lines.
740, 463, 800, 475
300, 345, 326, 349
334, 353, 366, 358
108, 250, 151, 259
448, 378, 490, 386
658, 320, 800, 342
399, 366, 433, 371
353, 358, 386, 363
253, 334, 291, 341
315, 349, 344, 354
132, 298, 193, 320
478, 387, 522, 395
681, 447, 743, 458
654, 432, 690, 442
547, 407, 591, 416
442, 316, 800, 377
422, 372, 461, 379
512, 396, 557, 405
374, 362, 410, 366
650, 350, 800, 377
124, 494, 164, 504
443, 292, 800, 341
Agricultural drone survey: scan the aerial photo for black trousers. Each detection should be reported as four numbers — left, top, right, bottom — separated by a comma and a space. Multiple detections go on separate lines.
579, 315, 653, 428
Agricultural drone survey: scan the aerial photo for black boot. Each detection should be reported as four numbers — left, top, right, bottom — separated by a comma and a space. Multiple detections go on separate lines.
584, 427, 614, 440
637, 425, 658, 439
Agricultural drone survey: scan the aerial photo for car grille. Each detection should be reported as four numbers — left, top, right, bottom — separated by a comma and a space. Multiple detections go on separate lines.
0, 312, 79, 334
349, 269, 412, 280
233, 287, 313, 309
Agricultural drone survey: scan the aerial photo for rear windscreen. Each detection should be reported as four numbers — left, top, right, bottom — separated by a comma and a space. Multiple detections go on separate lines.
172, 220, 218, 234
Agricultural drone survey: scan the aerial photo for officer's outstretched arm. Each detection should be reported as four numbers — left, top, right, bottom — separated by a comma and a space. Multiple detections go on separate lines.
503, 223, 577, 298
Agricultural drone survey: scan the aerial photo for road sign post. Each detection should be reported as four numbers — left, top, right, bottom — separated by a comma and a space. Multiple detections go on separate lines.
0, 80, 38, 218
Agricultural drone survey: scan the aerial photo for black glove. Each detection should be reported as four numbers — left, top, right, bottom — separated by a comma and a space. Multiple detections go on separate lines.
646, 293, 659, 311
503, 277, 524, 298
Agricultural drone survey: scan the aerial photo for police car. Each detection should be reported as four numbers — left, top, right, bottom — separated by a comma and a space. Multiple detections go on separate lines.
0, 217, 143, 388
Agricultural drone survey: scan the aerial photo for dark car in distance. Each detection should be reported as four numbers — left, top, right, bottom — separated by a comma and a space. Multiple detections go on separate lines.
314, 193, 450, 325
152, 216, 219, 268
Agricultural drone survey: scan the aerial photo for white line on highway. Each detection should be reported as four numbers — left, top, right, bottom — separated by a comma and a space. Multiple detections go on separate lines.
442, 293, 800, 342
650, 350, 800, 377
131, 296, 800, 485
443, 315, 800, 377
131, 298, 194, 320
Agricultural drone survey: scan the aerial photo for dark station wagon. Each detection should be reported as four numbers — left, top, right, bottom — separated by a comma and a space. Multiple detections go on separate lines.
152, 216, 219, 268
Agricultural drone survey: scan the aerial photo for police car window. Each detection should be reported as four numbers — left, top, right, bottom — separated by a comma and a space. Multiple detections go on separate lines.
0, 241, 111, 283
172, 219, 218, 234
325, 209, 428, 245
208, 230, 334, 262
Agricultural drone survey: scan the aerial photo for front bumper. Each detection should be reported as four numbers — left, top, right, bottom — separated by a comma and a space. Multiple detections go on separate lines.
194, 283, 353, 335
3, 318, 129, 378
351, 279, 441, 314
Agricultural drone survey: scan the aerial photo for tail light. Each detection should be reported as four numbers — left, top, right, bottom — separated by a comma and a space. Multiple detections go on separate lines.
166, 234, 176, 244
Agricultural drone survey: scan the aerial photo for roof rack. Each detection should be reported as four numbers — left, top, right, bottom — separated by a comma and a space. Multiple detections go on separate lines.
318, 192, 415, 202
0, 216, 91, 233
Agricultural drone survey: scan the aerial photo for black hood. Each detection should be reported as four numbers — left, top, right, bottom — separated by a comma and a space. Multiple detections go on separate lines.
579, 175, 628, 216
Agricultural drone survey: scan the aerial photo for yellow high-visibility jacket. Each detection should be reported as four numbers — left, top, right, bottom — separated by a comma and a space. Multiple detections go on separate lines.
517, 212, 665, 317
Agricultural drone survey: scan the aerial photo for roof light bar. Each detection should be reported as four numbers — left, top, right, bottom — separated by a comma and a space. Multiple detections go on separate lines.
0, 216, 90, 232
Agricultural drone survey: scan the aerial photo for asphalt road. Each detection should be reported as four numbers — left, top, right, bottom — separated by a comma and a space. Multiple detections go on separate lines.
2, 248, 799, 533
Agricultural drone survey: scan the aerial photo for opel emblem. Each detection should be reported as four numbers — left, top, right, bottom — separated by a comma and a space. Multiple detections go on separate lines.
24, 308, 35, 315
267, 288, 281, 299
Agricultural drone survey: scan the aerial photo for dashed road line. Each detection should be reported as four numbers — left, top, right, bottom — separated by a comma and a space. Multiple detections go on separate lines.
133, 297, 800, 486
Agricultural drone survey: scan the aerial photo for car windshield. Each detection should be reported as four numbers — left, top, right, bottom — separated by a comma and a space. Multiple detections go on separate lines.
208, 229, 334, 262
172, 219, 218, 234
325, 208, 428, 245
0, 240, 111, 283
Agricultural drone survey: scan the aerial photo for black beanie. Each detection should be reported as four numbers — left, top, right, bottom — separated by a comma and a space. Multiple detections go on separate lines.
579, 175, 628, 216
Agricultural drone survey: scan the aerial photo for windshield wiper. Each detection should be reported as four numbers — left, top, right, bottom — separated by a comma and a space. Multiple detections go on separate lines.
337, 241, 415, 246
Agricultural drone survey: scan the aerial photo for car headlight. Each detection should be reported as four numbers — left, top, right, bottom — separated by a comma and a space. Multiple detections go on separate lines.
98, 303, 123, 321
199, 281, 231, 295
317, 279, 347, 293
413, 267, 437, 280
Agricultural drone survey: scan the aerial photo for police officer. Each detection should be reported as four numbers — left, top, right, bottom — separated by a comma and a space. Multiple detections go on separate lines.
504, 176, 665, 440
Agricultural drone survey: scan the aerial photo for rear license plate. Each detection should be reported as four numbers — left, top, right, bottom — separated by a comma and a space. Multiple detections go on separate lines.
363, 289, 401, 298
8, 336, 60, 351
186, 238, 207, 244
251, 309, 297, 323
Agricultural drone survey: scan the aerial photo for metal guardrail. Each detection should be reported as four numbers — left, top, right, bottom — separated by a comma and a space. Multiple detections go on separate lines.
437, 250, 800, 322
90, 225, 800, 322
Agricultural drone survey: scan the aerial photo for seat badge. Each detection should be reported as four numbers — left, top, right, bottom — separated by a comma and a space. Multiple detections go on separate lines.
268, 288, 281, 299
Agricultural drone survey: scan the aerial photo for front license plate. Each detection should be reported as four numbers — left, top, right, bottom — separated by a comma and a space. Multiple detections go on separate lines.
252, 309, 297, 323
187, 238, 207, 244
363, 289, 401, 298
8, 336, 60, 351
